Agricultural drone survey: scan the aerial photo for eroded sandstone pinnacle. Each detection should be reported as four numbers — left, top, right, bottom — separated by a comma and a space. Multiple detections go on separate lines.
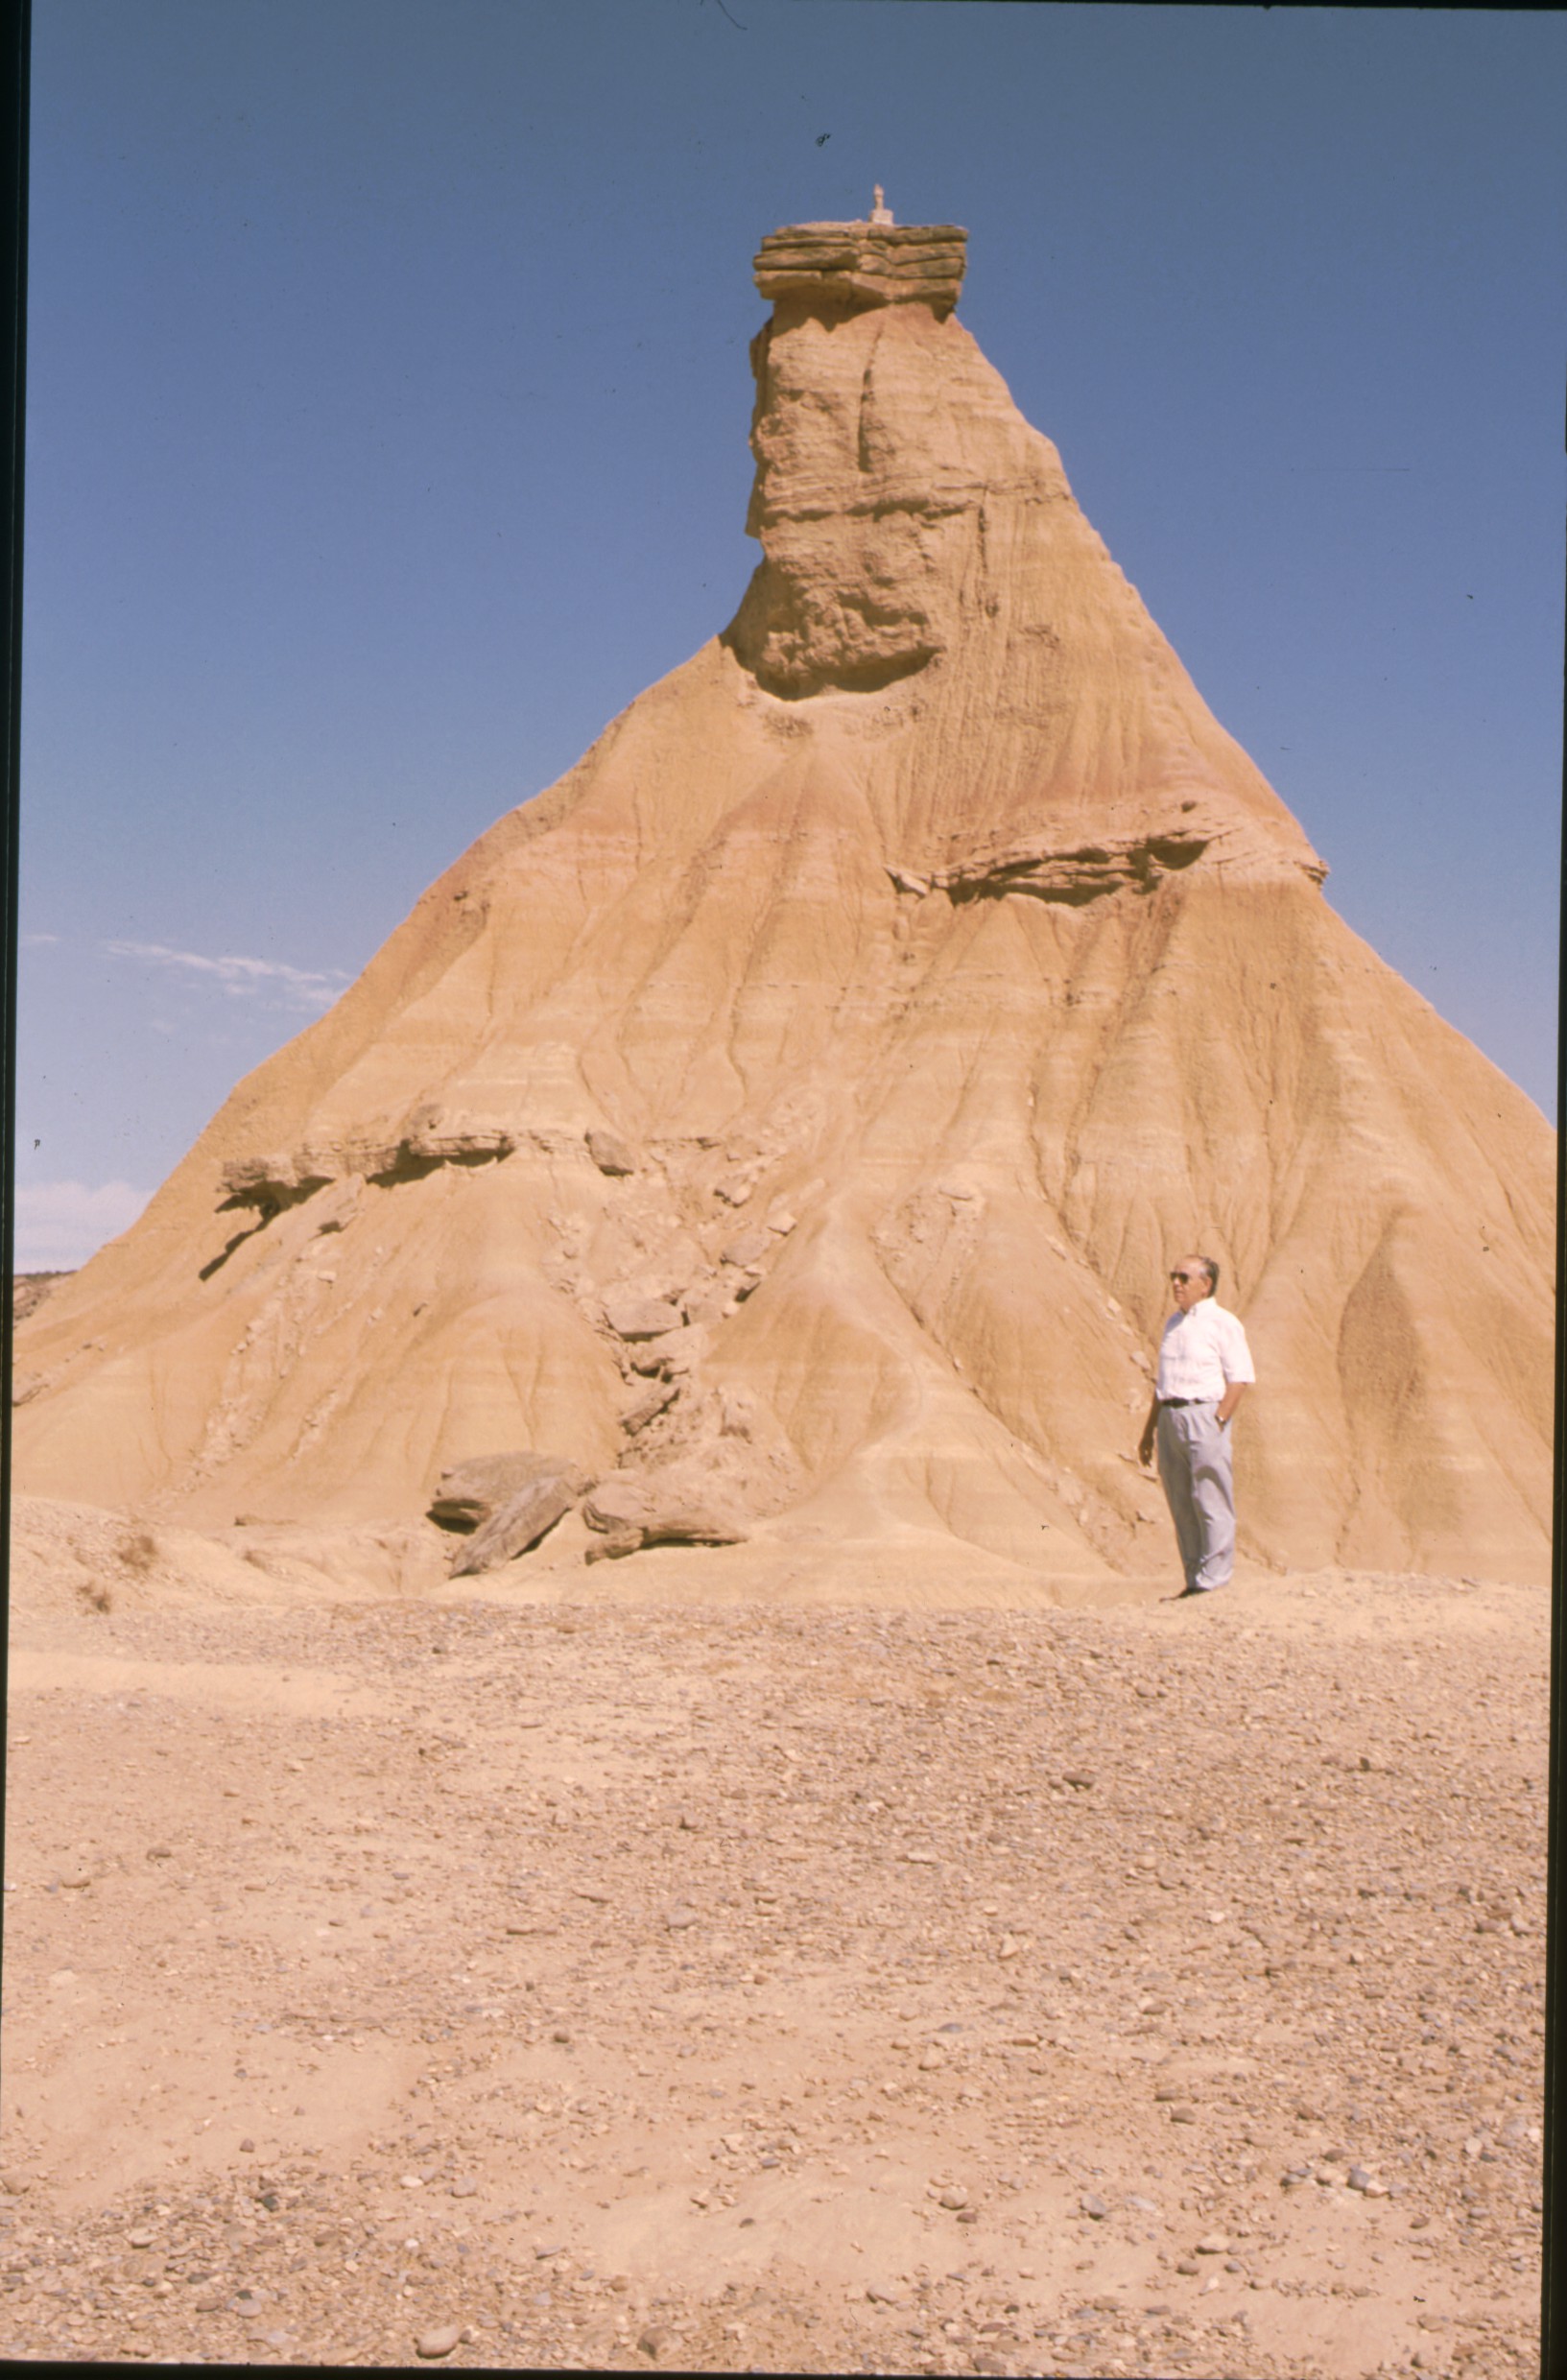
10, 199, 1555, 1588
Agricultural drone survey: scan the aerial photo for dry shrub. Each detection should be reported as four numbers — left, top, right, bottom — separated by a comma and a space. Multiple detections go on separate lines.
117, 1530, 158, 1575
75, 1577, 113, 1615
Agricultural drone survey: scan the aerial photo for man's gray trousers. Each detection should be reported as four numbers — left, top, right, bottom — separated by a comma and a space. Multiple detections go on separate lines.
1154, 1400, 1236, 1591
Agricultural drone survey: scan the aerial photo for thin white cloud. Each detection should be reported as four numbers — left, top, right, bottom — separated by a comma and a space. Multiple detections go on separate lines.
13, 1178, 149, 1272
21, 931, 59, 946
105, 940, 350, 1012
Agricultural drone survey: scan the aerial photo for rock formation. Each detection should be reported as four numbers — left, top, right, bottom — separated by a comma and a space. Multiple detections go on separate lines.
427, 1450, 591, 1577
13, 207, 1555, 1586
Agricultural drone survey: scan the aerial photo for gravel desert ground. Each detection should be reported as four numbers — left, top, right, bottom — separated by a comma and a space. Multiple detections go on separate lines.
1, 1503, 1544, 2377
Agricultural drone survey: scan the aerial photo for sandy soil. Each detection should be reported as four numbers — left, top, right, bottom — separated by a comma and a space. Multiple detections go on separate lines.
1, 1502, 1544, 2376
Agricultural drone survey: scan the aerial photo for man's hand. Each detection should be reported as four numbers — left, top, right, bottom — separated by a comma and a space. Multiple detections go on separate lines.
1137, 1420, 1156, 1468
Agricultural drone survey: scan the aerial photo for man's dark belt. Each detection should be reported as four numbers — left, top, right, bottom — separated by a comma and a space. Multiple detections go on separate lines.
1159, 1396, 1214, 1407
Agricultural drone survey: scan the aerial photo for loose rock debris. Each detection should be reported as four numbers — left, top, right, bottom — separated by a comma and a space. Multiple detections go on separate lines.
0, 1562, 1543, 2373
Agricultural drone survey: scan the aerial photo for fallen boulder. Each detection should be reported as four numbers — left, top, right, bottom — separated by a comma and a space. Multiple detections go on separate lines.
620, 1379, 678, 1437
450, 1472, 582, 1575
627, 1322, 709, 1376
582, 1467, 748, 1551
428, 1450, 589, 1532
604, 1297, 684, 1341
585, 1127, 635, 1176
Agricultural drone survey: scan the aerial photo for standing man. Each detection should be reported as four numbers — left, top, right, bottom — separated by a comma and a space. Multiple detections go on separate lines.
1137, 1255, 1255, 1599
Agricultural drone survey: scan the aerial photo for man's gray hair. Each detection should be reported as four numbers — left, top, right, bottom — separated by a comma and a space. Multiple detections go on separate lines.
1199, 1255, 1220, 1295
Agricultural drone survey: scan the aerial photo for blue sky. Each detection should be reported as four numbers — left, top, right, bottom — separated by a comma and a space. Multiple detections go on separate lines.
17, 2, 1564, 1269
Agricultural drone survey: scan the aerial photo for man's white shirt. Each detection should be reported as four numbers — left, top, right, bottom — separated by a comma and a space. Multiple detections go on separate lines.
1155, 1297, 1256, 1401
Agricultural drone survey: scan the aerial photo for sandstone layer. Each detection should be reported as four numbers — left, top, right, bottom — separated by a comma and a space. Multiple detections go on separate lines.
13, 215, 1554, 1584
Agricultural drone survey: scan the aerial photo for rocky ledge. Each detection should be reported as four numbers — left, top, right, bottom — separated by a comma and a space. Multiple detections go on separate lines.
753, 220, 966, 318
